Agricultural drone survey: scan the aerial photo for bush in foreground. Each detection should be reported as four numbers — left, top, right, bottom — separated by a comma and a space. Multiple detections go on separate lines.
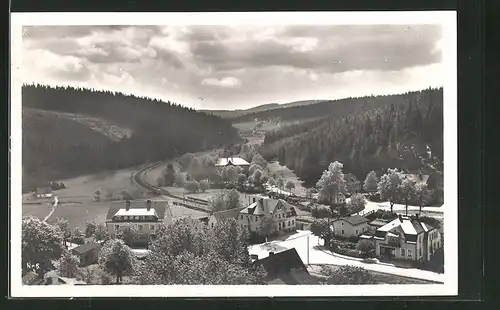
321, 265, 378, 285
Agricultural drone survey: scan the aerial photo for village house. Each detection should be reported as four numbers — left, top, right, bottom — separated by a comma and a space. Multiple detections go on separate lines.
34, 186, 53, 199
331, 215, 370, 238
254, 248, 319, 284
105, 200, 171, 240
371, 215, 442, 263
207, 206, 247, 228
238, 195, 297, 235
71, 242, 101, 266
215, 156, 251, 172
344, 173, 361, 194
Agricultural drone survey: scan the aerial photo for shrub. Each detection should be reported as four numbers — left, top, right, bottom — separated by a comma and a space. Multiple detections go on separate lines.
356, 239, 376, 258
311, 205, 333, 218
323, 265, 378, 284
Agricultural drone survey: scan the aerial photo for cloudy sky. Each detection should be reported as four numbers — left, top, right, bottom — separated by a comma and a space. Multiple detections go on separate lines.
22, 24, 443, 110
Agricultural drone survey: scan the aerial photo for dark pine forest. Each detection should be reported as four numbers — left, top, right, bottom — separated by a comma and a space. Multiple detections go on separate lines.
22, 84, 240, 191
259, 88, 444, 187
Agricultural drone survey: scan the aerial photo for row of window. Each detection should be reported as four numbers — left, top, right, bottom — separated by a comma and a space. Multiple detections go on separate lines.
114, 215, 156, 221
400, 248, 412, 257
240, 213, 291, 222
114, 224, 158, 231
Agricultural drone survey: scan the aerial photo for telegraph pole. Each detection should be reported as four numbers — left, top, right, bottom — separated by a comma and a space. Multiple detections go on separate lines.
307, 235, 310, 265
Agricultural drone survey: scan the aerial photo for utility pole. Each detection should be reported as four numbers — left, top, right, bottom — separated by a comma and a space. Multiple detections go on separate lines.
307, 235, 310, 265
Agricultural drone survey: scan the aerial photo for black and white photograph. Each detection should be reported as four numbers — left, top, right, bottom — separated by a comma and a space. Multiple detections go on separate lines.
10, 11, 458, 297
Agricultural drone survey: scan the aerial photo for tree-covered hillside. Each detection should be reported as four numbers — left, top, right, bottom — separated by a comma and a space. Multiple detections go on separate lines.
232, 92, 433, 124
260, 88, 443, 186
22, 84, 240, 191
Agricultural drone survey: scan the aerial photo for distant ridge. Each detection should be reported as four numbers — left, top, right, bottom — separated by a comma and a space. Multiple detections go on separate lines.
199, 99, 328, 118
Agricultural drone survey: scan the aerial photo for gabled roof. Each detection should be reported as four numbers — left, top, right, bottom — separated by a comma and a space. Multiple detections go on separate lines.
211, 206, 246, 220
71, 242, 101, 255
369, 219, 390, 227
114, 208, 159, 217
255, 248, 310, 280
333, 215, 369, 226
265, 268, 320, 285
106, 200, 166, 221
377, 216, 434, 237
215, 157, 250, 167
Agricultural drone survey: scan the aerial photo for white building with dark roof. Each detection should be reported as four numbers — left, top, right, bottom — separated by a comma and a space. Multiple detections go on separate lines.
238, 195, 297, 234
105, 199, 171, 240
371, 215, 442, 263
331, 215, 370, 238
215, 156, 251, 172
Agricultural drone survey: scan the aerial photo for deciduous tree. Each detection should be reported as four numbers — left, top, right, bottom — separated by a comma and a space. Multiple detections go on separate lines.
184, 180, 200, 193
378, 168, 404, 213
22, 217, 64, 275
98, 239, 135, 284
414, 182, 430, 214
356, 239, 375, 258
199, 179, 210, 192
399, 178, 417, 216
316, 161, 346, 206
58, 250, 80, 278
85, 221, 97, 238
93, 224, 109, 243
363, 170, 379, 193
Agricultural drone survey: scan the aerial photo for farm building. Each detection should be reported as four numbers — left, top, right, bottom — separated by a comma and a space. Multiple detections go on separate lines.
71, 242, 101, 266
207, 206, 246, 228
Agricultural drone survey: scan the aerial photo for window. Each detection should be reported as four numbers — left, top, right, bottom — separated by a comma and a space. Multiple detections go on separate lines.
150, 224, 155, 230
211, 223, 214, 228
341, 230, 344, 235
255, 217, 258, 222
138, 225, 143, 231
355, 230, 358, 235
341, 222, 344, 226
401, 249, 405, 256
115, 225, 119, 230
408, 249, 412, 257
292, 220, 294, 225
419, 248, 422, 256
240, 215, 243, 220
288, 220, 290, 227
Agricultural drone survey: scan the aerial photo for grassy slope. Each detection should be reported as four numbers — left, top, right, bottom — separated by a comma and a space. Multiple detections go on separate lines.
22, 109, 127, 191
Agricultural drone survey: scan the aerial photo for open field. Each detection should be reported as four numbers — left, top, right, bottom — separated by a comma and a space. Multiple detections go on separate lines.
45, 201, 110, 230
22, 203, 53, 220
169, 204, 208, 219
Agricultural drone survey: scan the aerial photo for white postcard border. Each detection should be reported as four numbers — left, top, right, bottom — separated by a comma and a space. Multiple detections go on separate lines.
10, 11, 458, 297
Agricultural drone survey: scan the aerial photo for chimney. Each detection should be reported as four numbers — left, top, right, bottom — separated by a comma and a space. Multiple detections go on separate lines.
269, 252, 274, 256
253, 197, 256, 203
416, 213, 419, 219
125, 200, 131, 211
146, 199, 152, 211
398, 214, 403, 222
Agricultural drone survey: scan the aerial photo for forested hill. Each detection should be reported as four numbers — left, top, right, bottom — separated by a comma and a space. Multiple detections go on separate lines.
232, 93, 428, 123
22, 84, 239, 191
260, 88, 444, 186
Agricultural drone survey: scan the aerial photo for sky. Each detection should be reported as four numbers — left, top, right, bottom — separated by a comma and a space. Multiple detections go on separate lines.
22, 24, 443, 110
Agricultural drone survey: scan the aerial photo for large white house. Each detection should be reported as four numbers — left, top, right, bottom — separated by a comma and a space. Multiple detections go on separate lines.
331, 215, 370, 238
105, 200, 171, 239
238, 195, 297, 235
215, 156, 251, 172
372, 215, 442, 263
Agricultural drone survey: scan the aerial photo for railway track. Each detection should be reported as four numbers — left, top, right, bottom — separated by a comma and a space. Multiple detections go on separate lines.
132, 162, 212, 213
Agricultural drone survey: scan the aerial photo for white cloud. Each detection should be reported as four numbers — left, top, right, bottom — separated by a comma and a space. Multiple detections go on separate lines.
201, 76, 242, 88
